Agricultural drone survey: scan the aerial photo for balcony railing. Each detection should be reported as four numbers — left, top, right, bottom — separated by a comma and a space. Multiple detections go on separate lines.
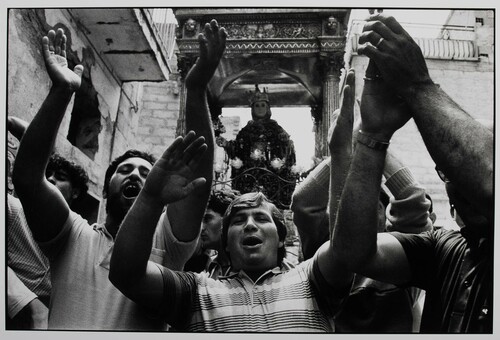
349, 20, 478, 61
143, 8, 178, 60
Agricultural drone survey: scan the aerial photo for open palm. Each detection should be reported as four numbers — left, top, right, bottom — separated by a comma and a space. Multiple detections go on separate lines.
185, 19, 227, 88
142, 131, 208, 205
42, 28, 83, 92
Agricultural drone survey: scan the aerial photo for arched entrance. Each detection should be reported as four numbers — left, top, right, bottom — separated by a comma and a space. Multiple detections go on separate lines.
173, 8, 351, 263
173, 8, 351, 158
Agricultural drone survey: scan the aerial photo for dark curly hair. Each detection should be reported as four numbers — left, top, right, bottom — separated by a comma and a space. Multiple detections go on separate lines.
221, 192, 287, 267
208, 188, 240, 216
46, 153, 89, 198
102, 149, 156, 197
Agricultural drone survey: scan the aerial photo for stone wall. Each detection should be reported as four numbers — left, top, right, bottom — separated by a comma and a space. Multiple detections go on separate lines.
7, 9, 172, 223
135, 80, 180, 158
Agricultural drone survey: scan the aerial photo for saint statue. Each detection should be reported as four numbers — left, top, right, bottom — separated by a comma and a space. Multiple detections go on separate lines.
216, 85, 297, 207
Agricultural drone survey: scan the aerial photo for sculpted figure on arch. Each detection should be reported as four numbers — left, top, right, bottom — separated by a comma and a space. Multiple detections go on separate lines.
217, 85, 297, 207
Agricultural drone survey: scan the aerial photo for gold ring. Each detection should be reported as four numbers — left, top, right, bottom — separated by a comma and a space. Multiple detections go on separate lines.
376, 37, 384, 48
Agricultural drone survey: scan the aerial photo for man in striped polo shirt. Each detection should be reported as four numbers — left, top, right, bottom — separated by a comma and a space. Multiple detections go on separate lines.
109, 67, 358, 332
112, 186, 353, 332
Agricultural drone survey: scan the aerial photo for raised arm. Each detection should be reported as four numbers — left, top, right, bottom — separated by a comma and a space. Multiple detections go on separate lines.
167, 19, 227, 242
358, 14, 493, 218
110, 132, 207, 309
292, 70, 356, 260
328, 69, 355, 237
315, 69, 355, 292
331, 65, 413, 285
12, 29, 83, 242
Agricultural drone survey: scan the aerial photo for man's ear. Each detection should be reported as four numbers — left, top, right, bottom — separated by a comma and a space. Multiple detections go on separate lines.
72, 188, 81, 200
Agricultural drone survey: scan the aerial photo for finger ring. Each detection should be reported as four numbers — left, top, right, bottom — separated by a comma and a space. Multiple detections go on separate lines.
49, 51, 55, 54
376, 37, 384, 48
363, 76, 382, 81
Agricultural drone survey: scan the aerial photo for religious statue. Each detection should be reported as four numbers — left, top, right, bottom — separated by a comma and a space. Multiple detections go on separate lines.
216, 85, 297, 207
325, 16, 340, 36
184, 18, 198, 38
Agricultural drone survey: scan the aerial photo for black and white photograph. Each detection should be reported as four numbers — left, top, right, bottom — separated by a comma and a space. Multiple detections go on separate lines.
1, 1, 496, 338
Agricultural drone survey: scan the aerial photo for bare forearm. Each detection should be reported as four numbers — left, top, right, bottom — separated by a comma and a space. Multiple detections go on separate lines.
110, 192, 164, 289
329, 154, 351, 236
333, 144, 386, 271
13, 86, 73, 189
407, 84, 493, 213
12, 86, 74, 241
169, 88, 214, 242
185, 87, 215, 167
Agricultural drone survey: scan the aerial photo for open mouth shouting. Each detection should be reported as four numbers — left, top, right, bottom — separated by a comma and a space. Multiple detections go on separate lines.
242, 235, 263, 249
122, 181, 142, 200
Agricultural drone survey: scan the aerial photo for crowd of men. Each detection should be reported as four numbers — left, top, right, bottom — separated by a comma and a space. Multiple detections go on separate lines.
6, 13, 493, 334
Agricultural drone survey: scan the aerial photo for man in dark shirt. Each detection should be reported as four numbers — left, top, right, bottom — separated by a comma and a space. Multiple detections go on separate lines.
330, 13, 493, 333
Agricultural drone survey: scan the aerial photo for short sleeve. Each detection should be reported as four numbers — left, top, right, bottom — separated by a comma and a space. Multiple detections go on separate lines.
156, 264, 198, 329
37, 211, 87, 260
390, 230, 437, 289
152, 208, 200, 271
7, 267, 37, 318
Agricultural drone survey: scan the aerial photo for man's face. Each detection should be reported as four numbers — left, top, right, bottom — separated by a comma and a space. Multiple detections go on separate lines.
106, 157, 152, 219
200, 208, 223, 250
252, 101, 268, 120
46, 169, 78, 205
225, 203, 283, 273
445, 182, 489, 231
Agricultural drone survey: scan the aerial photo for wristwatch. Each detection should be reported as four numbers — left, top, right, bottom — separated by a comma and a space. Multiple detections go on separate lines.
357, 130, 390, 150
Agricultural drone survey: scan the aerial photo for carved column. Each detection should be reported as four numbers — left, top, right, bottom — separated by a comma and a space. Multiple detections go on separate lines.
175, 55, 196, 137
315, 51, 344, 159
310, 104, 322, 159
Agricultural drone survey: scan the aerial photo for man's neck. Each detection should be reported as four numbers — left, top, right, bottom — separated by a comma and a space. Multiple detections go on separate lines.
214, 248, 230, 267
243, 269, 272, 282
105, 213, 121, 239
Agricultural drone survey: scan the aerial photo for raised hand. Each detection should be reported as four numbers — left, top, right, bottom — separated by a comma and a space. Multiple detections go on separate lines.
328, 69, 356, 236
357, 14, 432, 97
329, 69, 355, 156
185, 19, 227, 88
359, 68, 411, 141
42, 28, 83, 92
142, 131, 207, 205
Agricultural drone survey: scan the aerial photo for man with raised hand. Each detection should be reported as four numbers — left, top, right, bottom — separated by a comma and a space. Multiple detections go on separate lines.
157, 19, 227, 271
331, 13, 493, 333
13, 28, 168, 330
109, 59, 356, 334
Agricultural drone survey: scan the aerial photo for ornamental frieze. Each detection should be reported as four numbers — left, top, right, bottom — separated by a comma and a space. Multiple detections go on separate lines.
318, 37, 347, 52
222, 22, 321, 39
177, 39, 345, 55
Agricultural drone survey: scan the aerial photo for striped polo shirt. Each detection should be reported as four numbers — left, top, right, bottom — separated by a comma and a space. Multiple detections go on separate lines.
158, 256, 341, 332
7, 195, 51, 301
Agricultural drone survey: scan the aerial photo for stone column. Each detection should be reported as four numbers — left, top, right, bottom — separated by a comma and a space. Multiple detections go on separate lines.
315, 51, 344, 159
175, 55, 196, 137
310, 104, 323, 160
